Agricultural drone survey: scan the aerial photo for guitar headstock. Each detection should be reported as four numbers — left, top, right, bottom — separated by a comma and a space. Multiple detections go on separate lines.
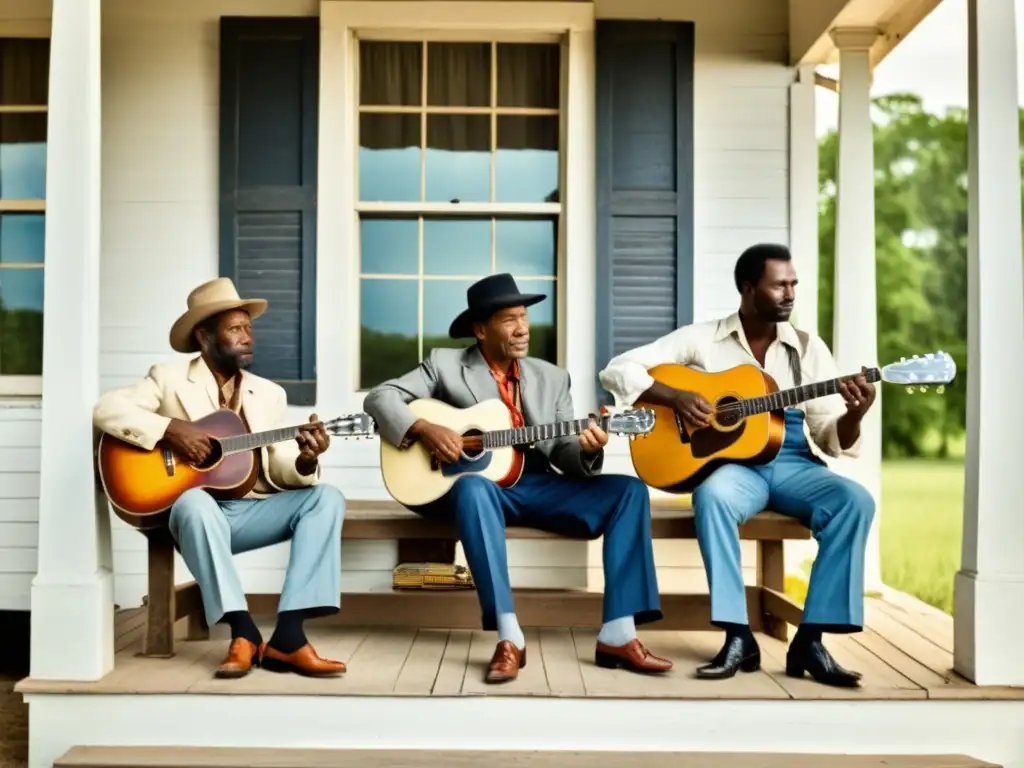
880, 351, 957, 394
604, 407, 656, 439
322, 413, 378, 439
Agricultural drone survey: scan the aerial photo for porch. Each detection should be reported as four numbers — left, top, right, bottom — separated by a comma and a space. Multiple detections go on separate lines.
15, 593, 1024, 767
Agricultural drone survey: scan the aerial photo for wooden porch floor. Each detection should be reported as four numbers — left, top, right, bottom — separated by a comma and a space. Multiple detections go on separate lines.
18, 592, 1024, 701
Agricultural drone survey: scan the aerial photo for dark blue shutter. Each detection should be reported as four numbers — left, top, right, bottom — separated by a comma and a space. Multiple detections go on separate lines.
595, 21, 694, 403
219, 18, 319, 405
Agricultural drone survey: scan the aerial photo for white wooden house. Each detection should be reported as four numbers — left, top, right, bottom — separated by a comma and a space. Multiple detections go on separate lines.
2, 0, 1023, 766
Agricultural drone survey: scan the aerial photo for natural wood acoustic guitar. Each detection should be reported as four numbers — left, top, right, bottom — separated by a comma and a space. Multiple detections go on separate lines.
628, 351, 957, 493
379, 398, 656, 507
97, 409, 377, 529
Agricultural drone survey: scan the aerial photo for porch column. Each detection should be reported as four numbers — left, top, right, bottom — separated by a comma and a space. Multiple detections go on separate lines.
954, 0, 1024, 686
785, 63, 821, 583
828, 27, 882, 593
29, 0, 112, 680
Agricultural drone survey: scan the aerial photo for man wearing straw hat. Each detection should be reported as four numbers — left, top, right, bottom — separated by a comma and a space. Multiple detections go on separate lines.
93, 278, 347, 680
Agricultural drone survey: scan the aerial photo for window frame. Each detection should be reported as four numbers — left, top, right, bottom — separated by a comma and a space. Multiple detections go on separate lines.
354, 34, 566, 389
0, 27, 50, 399
319, 0, 593, 400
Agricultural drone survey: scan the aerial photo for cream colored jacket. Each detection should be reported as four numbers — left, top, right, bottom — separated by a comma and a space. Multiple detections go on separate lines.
92, 356, 319, 492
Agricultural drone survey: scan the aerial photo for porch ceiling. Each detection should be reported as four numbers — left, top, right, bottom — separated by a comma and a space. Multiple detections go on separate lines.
790, 0, 944, 68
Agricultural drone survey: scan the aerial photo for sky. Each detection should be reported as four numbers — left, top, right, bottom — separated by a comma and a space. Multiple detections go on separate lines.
816, 0, 1024, 136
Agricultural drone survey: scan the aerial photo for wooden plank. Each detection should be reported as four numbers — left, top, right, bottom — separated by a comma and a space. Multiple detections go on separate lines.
342, 502, 810, 541
461, 628, 550, 696
342, 628, 419, 694
870, 595, 954, 654
243, 589, 765, 632
538, 628, 585, 696
430, 629, 472, 695
393, 630, 450, 695
53, 747, 1004, 768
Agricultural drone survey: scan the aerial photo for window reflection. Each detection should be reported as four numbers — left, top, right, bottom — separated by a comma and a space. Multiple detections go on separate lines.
495, 218, 556, 276
496, 116, 559, 204
0, 266, 43, 375
361, 217, 418, 275
359, 278, 418, 389
359, 114, 420, 202
423, 218, 490, 275
425, 115, 490, 203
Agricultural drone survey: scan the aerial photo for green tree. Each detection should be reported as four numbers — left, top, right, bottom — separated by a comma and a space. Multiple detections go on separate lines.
817, 94, 974, 457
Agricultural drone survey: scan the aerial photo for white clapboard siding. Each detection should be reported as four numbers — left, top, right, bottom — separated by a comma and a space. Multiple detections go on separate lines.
0, 405, 42, 610
6, 0, 791, 611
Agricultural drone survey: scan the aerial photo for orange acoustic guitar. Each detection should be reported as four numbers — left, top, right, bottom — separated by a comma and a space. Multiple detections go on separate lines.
627, 352, 956, 493
97, 409, 377, 530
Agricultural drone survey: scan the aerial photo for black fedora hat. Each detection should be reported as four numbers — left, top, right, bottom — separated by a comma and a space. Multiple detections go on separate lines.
448, 273, 546, 338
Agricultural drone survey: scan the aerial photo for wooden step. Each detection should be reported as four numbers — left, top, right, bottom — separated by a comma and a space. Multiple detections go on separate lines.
54, 747, 1002, 768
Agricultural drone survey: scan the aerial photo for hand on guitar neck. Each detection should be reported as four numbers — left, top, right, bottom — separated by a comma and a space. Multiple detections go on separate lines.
640, 381, 713, 432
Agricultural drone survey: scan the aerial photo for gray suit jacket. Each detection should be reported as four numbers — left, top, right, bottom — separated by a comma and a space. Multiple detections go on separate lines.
363, 345, 604, 479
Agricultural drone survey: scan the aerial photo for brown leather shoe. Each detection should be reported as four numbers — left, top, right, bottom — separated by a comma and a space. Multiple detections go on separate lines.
595, 639, 673, 674
214, 638, 259, 679
485, 640, 526, 684
259, 643, 346, 677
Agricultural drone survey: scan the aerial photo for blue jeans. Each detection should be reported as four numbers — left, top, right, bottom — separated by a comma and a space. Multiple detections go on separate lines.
691, 409, 874, 631
168, 484, 346, 627
414, 472, 662, 632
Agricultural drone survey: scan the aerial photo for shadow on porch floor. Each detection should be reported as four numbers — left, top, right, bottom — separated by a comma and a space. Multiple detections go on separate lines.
16, 595, 1024, 701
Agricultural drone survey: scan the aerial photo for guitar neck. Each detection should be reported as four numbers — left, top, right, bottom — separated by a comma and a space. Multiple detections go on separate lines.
219, 425, 305, 455
740, 367, 882, 416
482, 415, 608, 449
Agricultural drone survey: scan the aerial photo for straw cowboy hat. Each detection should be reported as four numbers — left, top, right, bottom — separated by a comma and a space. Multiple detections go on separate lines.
448, 273, 546, 339
169, 278, 268, 353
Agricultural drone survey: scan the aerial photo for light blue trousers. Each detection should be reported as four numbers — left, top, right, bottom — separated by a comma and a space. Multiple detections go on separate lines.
691, 409, 874, 630
168, 484, 346, 628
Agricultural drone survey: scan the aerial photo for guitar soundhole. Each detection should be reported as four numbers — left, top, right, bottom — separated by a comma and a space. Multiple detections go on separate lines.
461, 429, 484, 458
715, 396, 743, 428
193, 440, 224, 471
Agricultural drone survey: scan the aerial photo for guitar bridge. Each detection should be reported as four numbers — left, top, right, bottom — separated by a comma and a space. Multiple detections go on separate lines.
162, 447, 175, 477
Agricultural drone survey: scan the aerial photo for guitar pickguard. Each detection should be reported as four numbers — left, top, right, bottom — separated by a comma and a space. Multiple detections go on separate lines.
690, 421, 746, 459
436, 451, 494, 477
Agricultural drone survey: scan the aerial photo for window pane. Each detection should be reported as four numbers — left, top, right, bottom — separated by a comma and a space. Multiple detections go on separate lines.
425, 115, 489, 203
361, 217, 418, 275
495, 116, 559, 203
423, 279, 473, 358
359, 114, 421, 202
0, 113, 46, 199
423, 218, 490, 276
360, 278, 418, 389
517, 278, 557, 364
360, 41, 422, 106
0, 39, 49, 105
0, 265, 44, 375
496, 43, 559, 108
495, 218, 556, 276
0, 213, 44, 264
427, 43, 490, 107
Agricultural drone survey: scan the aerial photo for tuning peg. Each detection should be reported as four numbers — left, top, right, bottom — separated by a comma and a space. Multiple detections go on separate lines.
919, 385, 927, 392
937, 385, 945, 394
906, 386, 914, 394
900, 356, 906, 363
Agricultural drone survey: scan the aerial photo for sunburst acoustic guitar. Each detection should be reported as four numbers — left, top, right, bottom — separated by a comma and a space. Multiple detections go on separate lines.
628, 352, 957, 493
97, 409, 377, 529
380, 398, 656, 507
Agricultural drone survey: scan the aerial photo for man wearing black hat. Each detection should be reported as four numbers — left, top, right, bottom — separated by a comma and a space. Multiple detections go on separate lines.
364, 273, 672, 684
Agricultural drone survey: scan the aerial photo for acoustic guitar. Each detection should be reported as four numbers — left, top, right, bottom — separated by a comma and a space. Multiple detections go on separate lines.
628, 351, 957, 492
379, 397, 655, 507
97, 409, 377, 529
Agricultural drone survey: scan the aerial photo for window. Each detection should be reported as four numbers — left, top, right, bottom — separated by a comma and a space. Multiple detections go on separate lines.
356, 39, 563, 390
0, 37, 48, 397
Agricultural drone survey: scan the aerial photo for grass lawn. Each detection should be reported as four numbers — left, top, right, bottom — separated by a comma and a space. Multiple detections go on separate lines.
880, 458, 964, 615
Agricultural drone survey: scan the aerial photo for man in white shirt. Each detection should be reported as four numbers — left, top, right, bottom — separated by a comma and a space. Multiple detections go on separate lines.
599, 243, 876, 688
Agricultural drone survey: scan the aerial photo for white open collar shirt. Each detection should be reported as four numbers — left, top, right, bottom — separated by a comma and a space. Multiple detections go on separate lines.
598, 312, 860, 462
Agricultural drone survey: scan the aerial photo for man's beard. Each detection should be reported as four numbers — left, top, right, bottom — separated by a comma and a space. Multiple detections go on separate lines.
207, 341, 252, 373
755, 294, 792, 322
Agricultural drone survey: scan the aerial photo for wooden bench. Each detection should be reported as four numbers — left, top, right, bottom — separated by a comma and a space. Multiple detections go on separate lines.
139, 497, 810, 658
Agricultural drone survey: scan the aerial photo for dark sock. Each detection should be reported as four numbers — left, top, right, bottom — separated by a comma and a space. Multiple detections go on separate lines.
268, 610, 308, 654
793, 623, 823, 648
719, 622, 755, 644
221, 611, 261, 646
